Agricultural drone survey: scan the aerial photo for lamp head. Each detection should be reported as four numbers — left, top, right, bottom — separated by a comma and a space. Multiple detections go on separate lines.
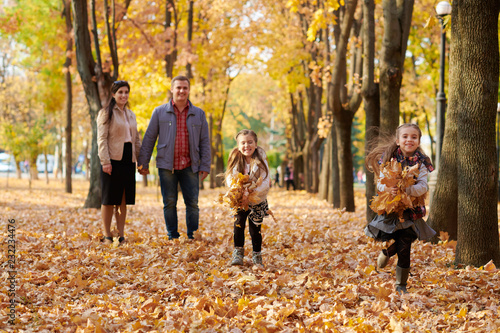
436, 1, 452, 16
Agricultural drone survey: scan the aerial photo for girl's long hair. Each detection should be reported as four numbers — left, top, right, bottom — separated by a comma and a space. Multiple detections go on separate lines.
365, 123, 426, 178
102, 80, 130, 123
223, 129, 269, 182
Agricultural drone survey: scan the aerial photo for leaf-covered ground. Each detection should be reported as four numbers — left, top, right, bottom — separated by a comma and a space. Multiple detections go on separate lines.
1, 178, 499, 332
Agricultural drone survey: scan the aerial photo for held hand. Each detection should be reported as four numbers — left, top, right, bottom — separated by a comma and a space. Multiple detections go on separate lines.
386, 186, 398, 196
199, 171, 208, 181
139, 168, 150, 175
103, 163, 112, 175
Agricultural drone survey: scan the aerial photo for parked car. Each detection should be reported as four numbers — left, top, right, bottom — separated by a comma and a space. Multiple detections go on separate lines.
36, 154, 55, 173
0, 153, 16, 172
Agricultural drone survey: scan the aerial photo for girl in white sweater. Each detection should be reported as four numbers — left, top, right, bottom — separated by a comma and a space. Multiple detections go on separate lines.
224, 129, 270, 266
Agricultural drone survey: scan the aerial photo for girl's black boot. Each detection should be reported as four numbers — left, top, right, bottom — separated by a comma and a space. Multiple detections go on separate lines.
395, 266, 410, 294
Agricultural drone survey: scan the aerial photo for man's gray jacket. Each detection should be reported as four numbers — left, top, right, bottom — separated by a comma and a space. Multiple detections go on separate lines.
138, 100, 211, 173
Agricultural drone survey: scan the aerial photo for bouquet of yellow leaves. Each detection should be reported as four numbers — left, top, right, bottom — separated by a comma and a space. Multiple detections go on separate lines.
369, 159, 426, 221
217, 173, 263, 214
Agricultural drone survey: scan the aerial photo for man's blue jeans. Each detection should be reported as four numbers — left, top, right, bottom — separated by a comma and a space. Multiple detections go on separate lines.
158, 167, 199, 239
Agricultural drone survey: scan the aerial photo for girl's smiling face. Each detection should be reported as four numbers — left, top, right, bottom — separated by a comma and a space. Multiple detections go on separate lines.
397, 127, 420, 157
237, 133, 257, 163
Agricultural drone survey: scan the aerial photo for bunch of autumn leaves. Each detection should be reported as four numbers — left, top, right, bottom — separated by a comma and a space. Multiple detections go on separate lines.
370, 159, 427, 220
217, 173, 263, 214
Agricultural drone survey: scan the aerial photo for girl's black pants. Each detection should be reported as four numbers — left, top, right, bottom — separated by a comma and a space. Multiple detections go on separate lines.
234, 209, 262, 252
385, 228, 417, 268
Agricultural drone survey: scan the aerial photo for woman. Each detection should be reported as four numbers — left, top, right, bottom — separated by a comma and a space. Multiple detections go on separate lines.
97, 80, 141, 245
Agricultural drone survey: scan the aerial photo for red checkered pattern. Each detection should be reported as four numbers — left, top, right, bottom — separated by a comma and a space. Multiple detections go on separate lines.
173, 101, 191, 170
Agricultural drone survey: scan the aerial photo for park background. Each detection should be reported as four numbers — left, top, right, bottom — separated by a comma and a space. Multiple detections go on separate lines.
1, 0, 500, 331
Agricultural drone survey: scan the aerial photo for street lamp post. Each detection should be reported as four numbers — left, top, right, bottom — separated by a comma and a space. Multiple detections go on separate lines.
429, 1, 451, 207
434, 1, 451, 169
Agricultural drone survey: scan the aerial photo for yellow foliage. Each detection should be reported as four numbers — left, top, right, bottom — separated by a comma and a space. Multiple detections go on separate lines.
369, 159, 426, 220
217, 173, 263, 214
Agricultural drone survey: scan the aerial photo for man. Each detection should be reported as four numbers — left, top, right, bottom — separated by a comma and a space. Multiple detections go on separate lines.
138, 75, 211, 240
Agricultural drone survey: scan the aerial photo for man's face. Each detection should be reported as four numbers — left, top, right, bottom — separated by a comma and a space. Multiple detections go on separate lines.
171, 80, 190, 104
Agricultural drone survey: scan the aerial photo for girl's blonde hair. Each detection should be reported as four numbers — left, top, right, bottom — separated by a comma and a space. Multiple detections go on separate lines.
224, 129, 269, 181
365, 123, 426, 176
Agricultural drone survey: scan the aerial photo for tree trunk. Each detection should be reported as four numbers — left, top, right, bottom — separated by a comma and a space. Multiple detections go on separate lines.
319, 124, 341, 208
453, 0, 500, 266
83, 138, 90, 180
427, 108, 458, 241
209, 113, 216, 188
72, 0, 127, 207
329, 124, 340, 208
186, 0, 194, 79
310, 85, 324, 193
329, 0, 361, 212
335, 115, 355, 211
288, 92, 306, 190
63, 0, 73, 194
165, 0, 178, 80
363, 88, 380, 221
361, 0, 379, 223
44, 153, 49, 184
214, 132, 224, 187
379, 0, 414, 134
72, 0, 103, 208
29, 157, 38, 180
301, 138, 311, 191
319, 132, 330, 200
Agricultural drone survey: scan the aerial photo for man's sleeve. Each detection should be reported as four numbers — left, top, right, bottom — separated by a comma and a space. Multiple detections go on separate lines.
198, 110, 212, 173
138, 108, 159, 169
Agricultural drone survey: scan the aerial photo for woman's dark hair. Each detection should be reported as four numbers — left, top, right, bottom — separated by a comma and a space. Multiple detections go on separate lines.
103, 80, 130, 123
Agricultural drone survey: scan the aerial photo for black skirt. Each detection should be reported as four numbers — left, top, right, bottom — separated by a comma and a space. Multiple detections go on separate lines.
101, 142, 136, 205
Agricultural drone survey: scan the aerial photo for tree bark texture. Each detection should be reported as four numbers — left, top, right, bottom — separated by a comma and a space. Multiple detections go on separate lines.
335, 115, 355, 211
361, 0, 379, 222
72, 0, 102, 208
379, 0, 413, 134
165, 0, 178, 80
289, 92, 306, 189
319, 136, 329, 200
452, 0, 500, 266
328, 124, 340, 208
328, 0, 361, 212
427, 103, 458, 240
63, 0, 73, 194
319, 124, 341, 208
186, 0, 194, 79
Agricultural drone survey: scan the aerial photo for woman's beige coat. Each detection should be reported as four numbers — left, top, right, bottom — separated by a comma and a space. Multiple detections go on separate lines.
97, 105, 141, 165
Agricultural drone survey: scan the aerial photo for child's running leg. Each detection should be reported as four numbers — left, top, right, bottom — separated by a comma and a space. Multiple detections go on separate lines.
377, 241, 396, 269
231, 210, 249, 265
249, 221, 263, 266
394, 228, 417, 293
248, 221, 262, 252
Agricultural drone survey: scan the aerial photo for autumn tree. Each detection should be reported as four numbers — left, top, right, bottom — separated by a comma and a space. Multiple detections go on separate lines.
379, 0, 414, 134
62, 0, 73, 193
71, 0, 131, 208
429, 0, 500, 266
328, 0, 363, 212
0, 0, 66, 182
361, 0, 379, 221
262, 0, 327, 193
